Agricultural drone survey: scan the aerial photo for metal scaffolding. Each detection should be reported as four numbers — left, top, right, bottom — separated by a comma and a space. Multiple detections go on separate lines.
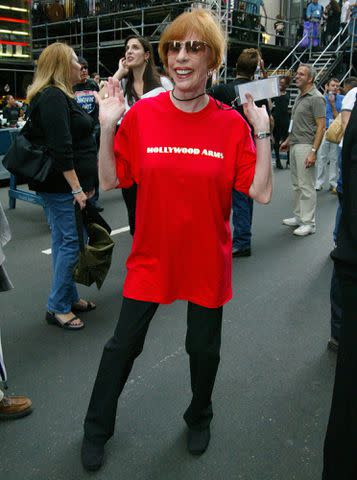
31, 1, 231, 80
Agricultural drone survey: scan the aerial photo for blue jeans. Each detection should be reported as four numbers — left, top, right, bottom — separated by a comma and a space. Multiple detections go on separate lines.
232, 190, 253, 250
39, 193, 81, 313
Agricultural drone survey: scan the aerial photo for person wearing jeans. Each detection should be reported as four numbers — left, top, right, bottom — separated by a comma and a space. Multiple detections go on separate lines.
39, 193, 83, 314
210, 48, 272, 257
232, 190, 253, 255
315, 78, 343, 192
27, 43, 98, 330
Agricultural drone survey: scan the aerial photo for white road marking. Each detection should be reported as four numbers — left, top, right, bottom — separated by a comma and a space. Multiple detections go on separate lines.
41, 225, 130, 255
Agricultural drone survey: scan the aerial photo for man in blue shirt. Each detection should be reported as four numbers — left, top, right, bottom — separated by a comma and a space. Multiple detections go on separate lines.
245, 0, 267, 17
245, 0, 267, 41
306, 0, 323, 21
315, 78, 344, 192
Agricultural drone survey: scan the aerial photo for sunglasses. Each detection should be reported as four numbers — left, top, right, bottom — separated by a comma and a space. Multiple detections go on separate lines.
164, 40, 208, 55
80, 66, 88, 71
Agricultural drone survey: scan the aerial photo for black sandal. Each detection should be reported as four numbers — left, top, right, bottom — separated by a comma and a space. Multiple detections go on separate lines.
46, 311, 84, 330
72, 300, 96, 313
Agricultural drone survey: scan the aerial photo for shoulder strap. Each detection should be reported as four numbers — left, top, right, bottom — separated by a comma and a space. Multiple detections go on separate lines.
27, 92, 44, 119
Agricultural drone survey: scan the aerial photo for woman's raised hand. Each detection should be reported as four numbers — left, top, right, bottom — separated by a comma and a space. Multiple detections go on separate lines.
118, 57, 129, 78
94, 77, 125, 131
243, 93, 270, 133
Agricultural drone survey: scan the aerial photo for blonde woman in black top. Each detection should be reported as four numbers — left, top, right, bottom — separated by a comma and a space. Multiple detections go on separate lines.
27, 42, 98, 330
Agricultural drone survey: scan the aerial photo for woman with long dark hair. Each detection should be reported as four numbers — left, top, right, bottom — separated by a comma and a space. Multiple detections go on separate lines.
102, 35, 172, 235
325, 0, 341, 44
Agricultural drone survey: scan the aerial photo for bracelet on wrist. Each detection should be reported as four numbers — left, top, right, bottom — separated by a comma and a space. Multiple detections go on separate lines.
72, 187, 83, 195
254, 131, 271, 140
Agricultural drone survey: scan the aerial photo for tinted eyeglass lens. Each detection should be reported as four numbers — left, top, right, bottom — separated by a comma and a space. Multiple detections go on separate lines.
188, 41, 206, 53
169, 41, 182, 53
166, 41, 207, 55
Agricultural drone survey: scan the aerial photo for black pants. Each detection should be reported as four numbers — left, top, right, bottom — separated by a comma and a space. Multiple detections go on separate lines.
330, 266, 342, 340
275, 32, 284, 46
323, 269, 357, 479
122, 184, 137, 236
273, 126, 289, 166
84, 298, 223, 445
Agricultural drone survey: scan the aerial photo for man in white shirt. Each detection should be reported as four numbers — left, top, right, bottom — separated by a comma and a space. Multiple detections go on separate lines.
341, 0, 351, 41
341, 0, 351, 25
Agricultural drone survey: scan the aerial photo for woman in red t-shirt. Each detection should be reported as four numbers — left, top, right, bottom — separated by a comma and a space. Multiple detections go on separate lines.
82, 9, 272, 471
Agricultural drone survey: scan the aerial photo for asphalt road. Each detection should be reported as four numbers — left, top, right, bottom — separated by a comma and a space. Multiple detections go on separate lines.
0, 170, 339, 480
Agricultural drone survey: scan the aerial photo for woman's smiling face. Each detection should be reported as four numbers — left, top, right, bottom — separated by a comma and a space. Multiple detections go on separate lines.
166, 34, 211, 98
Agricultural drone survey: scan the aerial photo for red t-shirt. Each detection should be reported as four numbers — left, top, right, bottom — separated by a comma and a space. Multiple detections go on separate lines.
114, 92, 256, 308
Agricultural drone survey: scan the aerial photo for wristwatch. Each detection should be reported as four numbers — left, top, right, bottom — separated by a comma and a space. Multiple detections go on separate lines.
254, 132, 271, 140
311, 148, 317, 153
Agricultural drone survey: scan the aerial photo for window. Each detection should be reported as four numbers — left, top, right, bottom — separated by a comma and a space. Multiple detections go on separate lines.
0, 0, 31, 61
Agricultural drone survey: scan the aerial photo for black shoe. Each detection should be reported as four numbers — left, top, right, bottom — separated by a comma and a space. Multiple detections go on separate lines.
327, 337, 339, 353
232, 248, 251, 257
81, 437, 105, 472
275, 161, 283, 170
93, 204, 104, 213
187, 427, 210, 455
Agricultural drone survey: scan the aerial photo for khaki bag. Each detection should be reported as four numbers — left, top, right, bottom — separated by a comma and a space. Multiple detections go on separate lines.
73, 205, 115, 289
325, 113, 343, 144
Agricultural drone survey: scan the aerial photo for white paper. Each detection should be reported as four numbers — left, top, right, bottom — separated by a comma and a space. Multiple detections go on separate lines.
235, 77, 280, 105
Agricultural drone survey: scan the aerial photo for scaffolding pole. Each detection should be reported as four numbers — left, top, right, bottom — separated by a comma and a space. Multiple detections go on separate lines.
196, 0, 230, 83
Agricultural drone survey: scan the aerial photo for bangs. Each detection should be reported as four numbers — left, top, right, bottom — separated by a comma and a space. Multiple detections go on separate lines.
158, 9, 225, 70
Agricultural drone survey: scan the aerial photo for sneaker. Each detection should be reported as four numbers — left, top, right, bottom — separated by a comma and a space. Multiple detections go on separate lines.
0, 395, 32, 420
315, 185, 323, 191
293, 224, 316, 236
282, 217, 300, 227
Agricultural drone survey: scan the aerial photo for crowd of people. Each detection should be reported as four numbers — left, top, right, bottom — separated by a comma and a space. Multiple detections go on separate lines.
27, 0, 357, 56
1, 6, 357, 479
300, 0, 357, 48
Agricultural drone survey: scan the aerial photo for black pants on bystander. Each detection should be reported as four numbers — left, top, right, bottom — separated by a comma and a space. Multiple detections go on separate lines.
323, 268, 357, 479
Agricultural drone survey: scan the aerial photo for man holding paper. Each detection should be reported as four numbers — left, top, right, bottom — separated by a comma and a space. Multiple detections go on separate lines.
210, 48, 272, 257
280, 64, 325, 236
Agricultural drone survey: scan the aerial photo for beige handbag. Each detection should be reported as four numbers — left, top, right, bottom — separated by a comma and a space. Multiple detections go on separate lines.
325, 113, 343, 144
